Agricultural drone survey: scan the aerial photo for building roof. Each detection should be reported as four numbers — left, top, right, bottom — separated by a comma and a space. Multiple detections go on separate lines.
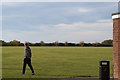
112, 12, 120, 16
112, 12, 120, 19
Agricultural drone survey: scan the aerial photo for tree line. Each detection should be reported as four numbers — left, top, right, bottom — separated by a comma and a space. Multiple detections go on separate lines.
0, 39, 113, 47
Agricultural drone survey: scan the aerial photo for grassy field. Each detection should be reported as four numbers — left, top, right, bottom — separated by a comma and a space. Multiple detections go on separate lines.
2, 47, 113, 78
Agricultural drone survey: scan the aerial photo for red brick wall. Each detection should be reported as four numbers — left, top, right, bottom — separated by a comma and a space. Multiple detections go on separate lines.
113, 18, 120, 79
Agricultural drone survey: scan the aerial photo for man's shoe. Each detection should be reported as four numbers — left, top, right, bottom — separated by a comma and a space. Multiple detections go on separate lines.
31, 73, 35, 75
20, 73, 25, 75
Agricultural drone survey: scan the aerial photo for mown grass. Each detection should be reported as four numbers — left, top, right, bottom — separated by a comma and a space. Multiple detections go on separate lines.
2, 47, 113, 78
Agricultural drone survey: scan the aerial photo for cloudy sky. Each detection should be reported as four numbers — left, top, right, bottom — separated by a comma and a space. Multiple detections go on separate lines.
2, 2, 118, 43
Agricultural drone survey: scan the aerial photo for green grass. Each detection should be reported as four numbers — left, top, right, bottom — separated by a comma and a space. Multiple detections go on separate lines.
2, 47, 113, 78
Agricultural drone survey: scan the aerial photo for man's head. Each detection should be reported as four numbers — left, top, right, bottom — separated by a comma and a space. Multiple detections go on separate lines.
24, 42, 29, 47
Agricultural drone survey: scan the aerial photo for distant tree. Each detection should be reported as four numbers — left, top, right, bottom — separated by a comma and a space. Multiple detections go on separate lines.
68, 43, 76, 46
58, 43, 65, 46
53, 41, 59, 46
87, 43, 93, 46
10, 40, 20, 46
33, 43, 39, 46
1, 39, 113, 47
101, 39, 113, 46
0, 40, 5, 46
20, 43, 24, 46
93, 42, 101, 47
64, 41, 68, 46
40, 41, 45, 46
79, 41, 85, 46
0, 40, 10, 46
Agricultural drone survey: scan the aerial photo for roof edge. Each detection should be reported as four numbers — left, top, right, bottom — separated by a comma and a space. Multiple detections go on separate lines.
112, 13, 120, 15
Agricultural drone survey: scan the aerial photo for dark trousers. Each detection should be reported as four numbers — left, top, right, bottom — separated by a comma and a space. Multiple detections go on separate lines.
22, 58, 34, 74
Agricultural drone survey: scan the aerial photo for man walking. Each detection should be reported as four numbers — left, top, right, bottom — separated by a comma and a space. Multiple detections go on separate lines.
22, 42, 35, 75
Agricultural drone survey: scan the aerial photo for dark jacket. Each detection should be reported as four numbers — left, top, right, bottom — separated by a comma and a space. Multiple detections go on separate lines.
24, 46, 32, 58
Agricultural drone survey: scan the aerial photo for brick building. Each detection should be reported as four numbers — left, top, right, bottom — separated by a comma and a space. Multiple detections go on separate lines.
112, 13, 120, 80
